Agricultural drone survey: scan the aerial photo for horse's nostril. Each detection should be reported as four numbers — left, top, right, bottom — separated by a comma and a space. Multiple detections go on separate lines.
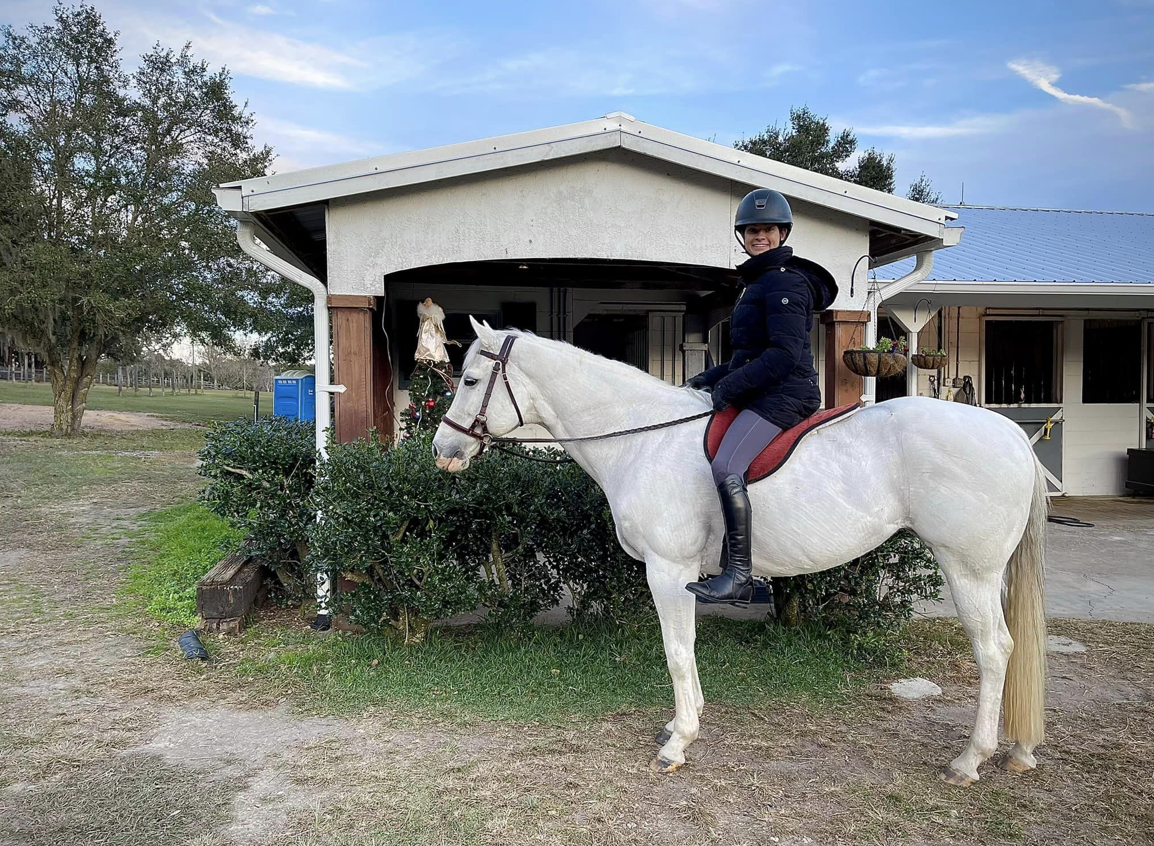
431, 441, 441, 459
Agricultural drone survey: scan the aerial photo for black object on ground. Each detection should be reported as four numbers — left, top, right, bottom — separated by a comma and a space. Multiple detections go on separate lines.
1048, 515, 1095, 528
310, 613, 332, 632
178, 630, 209, 660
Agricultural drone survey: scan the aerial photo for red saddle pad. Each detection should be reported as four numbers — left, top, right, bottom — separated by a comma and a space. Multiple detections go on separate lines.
704, 403, 860, 483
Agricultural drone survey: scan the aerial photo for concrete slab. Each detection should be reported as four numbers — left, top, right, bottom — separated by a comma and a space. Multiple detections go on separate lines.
1047, 635, 1087, 653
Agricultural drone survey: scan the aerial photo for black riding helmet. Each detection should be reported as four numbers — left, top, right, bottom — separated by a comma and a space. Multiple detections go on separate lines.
734, 188, 793, 247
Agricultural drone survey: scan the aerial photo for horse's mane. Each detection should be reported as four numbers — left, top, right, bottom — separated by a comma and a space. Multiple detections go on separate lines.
469, 327, 706, 400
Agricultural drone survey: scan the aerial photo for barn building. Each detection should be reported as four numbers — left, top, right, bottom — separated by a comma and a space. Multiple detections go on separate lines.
213, 112, 958, 448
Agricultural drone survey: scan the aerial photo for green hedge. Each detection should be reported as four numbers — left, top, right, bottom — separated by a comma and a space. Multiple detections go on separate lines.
197, 416, 316, 597
197, 419, 942, 643
308, 433, 646, 643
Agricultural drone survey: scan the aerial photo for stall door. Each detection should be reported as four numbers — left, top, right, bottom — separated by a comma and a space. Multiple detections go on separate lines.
990, 407, 1064, 496
648, 311, 684, 385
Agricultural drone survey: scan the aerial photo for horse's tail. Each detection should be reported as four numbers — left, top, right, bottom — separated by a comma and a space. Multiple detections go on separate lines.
1002, 455, 1048, 749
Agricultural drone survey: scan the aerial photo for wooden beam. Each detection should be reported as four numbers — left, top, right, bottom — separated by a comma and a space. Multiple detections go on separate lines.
821, 309, 870, 408
328, 294, 376, 309
332, 300, 376, 442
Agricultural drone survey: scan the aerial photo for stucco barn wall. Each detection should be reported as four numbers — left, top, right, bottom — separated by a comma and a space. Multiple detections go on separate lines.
326, 148, 871, 309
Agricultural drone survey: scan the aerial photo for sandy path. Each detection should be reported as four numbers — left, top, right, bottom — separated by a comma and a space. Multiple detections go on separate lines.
0, 402, 191, 431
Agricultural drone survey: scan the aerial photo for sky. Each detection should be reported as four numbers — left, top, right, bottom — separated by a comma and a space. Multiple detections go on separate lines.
5, 0, 1154, 212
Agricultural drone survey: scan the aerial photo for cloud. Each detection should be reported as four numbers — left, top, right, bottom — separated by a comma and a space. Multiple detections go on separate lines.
1127, 81, 1154, 91
130, 12, 454, 91
256, 117, 397, 170
432, 45, 797, 98
247, 4, 276, 14
1007, 59, 1135, 128
854, 116, 1005, 139
765, 63, 801, 83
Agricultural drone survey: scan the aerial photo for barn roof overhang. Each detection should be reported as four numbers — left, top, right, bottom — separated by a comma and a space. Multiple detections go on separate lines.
886, 280, 1154, 311
214, 113, 959, 283
384, 257, 738, 292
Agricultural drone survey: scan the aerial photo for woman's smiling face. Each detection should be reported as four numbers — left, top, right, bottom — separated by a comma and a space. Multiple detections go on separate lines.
742, 224, 782, 256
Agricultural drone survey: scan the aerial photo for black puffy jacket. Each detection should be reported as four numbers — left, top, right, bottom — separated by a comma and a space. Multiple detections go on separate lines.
699, 246, 838, 429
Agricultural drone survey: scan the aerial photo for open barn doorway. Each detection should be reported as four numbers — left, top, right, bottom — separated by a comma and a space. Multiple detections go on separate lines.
573, 314, 648, 371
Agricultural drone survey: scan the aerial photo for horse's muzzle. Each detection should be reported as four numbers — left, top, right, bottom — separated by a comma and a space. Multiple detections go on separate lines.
432, 439, 471, 472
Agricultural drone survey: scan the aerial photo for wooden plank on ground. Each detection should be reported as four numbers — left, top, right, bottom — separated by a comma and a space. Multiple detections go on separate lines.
197, 552, 263, 628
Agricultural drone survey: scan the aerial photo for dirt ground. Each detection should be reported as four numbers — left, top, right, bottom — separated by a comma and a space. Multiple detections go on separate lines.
0, 402, 192, 432
0, 429, 1151, 846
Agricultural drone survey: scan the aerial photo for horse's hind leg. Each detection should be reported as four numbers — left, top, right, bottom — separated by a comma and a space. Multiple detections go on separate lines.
938, 559, 1014, 786
656, 654, 703, 746
646, 555, 702, 773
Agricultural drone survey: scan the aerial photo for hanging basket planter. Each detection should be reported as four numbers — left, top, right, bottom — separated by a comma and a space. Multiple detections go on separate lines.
843, 349, 908, 379
911, 353, 948, 371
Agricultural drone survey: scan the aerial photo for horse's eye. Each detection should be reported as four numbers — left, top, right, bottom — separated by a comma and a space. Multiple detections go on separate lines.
463, 377, 478, 387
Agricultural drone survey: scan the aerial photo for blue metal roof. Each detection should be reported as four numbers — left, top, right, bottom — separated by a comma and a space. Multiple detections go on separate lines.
884, 206, 1154, 283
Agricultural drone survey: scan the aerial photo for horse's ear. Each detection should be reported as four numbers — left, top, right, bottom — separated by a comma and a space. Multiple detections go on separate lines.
469, 315, 497, 348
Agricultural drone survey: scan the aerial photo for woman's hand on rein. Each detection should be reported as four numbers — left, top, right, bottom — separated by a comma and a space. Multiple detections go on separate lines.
683, 372, 712, 391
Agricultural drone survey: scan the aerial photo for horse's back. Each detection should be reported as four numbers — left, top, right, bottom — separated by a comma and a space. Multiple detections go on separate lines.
748, 397, 1037, 575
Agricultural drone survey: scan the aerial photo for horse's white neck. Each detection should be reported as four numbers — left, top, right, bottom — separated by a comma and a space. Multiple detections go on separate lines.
507, 335, 709, 488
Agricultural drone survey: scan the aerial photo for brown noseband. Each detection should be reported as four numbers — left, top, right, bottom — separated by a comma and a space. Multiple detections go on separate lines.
441, 335, 524, 450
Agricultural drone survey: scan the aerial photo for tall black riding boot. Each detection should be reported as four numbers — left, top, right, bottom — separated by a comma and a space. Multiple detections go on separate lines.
686, 474, 754, 604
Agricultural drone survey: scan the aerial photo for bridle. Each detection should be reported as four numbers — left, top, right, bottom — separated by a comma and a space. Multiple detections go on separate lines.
441, 333, 712, 455
441, 335, 523, 450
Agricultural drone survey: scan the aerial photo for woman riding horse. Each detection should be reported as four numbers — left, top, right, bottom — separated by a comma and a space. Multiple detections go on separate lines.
685, 188, 837, 604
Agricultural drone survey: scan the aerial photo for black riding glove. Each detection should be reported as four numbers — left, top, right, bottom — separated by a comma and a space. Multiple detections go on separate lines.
684, 372, 712, 391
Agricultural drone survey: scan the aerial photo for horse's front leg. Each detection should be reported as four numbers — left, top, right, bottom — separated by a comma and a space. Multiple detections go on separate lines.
646, 554, 702, 773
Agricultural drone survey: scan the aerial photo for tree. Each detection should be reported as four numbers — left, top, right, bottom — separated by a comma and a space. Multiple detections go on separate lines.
848, 147, 897, 193
906, 172, 944, 205
0, 4, 294, 435
737, 106, 862, 182
736, 105, 940, 200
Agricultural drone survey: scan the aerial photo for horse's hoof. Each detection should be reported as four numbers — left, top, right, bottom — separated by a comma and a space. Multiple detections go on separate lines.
939, 765, 976, 787
998, 754, 1035, 774
654, 728, 672, 746
649, 756, 683, 774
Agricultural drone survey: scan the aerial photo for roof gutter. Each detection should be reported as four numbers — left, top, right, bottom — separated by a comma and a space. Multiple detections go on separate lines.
236, 219, 342, 626
861, 251, 934, 405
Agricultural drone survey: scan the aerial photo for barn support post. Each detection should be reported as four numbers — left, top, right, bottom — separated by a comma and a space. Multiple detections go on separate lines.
328, 295, 394, 443
821, 310, 871, 409
863, 252, 935, 405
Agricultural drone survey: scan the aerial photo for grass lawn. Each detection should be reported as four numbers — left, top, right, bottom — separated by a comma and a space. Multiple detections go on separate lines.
0, 379, 273, 425
124, 502, 877, 724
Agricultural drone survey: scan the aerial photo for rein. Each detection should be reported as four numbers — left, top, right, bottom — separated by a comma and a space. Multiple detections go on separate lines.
442, 335, 712, 456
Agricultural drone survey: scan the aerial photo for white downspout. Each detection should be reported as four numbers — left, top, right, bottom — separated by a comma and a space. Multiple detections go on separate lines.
235, 220, 342, 624
862, 251, 934, 405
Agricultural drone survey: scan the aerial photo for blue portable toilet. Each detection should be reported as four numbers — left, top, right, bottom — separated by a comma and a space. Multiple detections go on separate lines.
273, 370, 316, 421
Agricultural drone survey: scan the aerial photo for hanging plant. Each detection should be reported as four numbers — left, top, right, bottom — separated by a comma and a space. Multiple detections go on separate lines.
843, 337, 908, 378
911, 347, 948, 371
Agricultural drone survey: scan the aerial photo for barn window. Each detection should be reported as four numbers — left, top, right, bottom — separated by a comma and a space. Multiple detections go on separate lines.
984, 320, 1061, 405
1082, 319, 1140, 404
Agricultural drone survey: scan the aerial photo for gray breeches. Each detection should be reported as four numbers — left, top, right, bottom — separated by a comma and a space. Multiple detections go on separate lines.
710, 409, 783, 486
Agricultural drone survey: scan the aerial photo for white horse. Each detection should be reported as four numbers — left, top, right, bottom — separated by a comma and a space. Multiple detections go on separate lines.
432, 319, 1047, 785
